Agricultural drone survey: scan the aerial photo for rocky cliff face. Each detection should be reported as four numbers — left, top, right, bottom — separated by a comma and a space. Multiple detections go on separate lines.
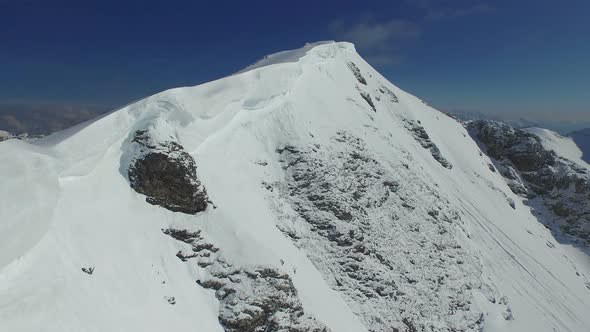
127, 129, 209, 214
270, 131, 504, 332
467, 120, 590, 245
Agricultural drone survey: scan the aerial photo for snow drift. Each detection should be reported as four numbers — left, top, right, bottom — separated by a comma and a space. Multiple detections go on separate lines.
1, 41, 589, 332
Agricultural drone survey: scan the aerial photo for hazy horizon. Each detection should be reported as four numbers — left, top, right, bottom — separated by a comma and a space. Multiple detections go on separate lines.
1, 0, 589, 134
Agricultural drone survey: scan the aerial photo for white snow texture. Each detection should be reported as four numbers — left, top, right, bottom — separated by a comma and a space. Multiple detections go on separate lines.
0, 41, 589, 332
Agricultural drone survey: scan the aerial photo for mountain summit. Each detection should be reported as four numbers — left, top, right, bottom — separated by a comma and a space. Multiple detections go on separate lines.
1, 41, 589, 332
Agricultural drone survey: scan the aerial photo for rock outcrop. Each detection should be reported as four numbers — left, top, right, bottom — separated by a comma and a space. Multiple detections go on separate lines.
404, 120, 453, 169
347, 61, 367, 85
162, 228, 328, 332
127, 129, 209, 214
468, 120, 590, 244
268, 131, 506, 332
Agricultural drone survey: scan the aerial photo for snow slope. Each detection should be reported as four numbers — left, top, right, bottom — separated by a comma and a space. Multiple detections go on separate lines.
0, 129, 11, 141
524, 127, 589, 169
1, 41, 589, 331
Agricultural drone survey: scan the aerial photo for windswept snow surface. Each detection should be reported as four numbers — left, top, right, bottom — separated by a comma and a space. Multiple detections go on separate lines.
1, 41, 589, 331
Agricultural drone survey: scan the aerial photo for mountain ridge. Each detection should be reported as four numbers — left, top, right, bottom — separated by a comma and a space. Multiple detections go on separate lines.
1, 41, 589, 332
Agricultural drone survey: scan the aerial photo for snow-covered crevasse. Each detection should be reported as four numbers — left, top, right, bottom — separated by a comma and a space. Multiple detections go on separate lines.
0, 41, 589, 331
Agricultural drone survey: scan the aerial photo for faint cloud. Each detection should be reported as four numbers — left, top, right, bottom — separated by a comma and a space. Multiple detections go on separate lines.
408, 0, 494, 20
328, 17, 419, 67
0, 114, 26, 132
327, 2, 493, 67
328, 18, 419, 50
426, 3, 493, 20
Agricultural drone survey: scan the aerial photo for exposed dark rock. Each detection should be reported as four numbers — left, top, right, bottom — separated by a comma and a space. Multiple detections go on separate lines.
127, 130, 209, 214
347, 62, 367, 85
404, 120, 453, 169
402, 317, 418, 332
383, 180, 399, 192
467, 120, 590, 245
488, 164, 496, 172
271, 131, 494, 331
507, 198, 516, 209
163, 227, 327, 331
359, 90, 377, 112
378, 85, 399, 103
81, 266, 95, 275
211, 267, 327, 332
162, 228, 201, 243
467, 121, 555, 174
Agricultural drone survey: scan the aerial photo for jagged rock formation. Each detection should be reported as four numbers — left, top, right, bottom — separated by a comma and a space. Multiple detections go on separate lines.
347, 62, 367, 85
127, 129, 209, 214
378, 85, 398, 103
468, 120, 590, 244
270, 131, 507, 332
404, 120, 453, 169
162, 228, 328, 332
358, 89, 377, 112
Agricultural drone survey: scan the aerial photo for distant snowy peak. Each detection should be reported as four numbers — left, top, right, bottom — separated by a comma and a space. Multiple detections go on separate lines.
524, 127, 589, 168
448, 110, 541, 129
468, 120, 590, 245
570, 128, 590, 164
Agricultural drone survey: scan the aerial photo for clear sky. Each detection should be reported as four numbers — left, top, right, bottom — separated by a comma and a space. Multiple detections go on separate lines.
1, 0, 589, 121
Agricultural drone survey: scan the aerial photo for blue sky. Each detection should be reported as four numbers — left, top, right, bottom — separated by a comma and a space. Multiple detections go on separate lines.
1, 0, 589, 121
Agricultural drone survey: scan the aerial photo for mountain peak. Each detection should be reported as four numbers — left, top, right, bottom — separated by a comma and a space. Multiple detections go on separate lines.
2, 42, 590, 332
237, 41, 356, 74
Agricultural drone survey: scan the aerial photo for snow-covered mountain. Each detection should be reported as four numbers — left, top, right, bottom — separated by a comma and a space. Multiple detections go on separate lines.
0, 130, 11, 141
1, 41, 589, 332
570, 128, 590, 164
449, 110, 590, 136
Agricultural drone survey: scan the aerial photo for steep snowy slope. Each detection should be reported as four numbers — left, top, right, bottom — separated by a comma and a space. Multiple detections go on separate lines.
524, 127, 589, 169
1, 41, 589, 332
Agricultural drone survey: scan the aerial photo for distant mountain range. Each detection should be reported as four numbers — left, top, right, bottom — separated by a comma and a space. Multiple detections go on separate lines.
448, 110, 590, 135
570, 128, 590, 163
0, 102, 110, 136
